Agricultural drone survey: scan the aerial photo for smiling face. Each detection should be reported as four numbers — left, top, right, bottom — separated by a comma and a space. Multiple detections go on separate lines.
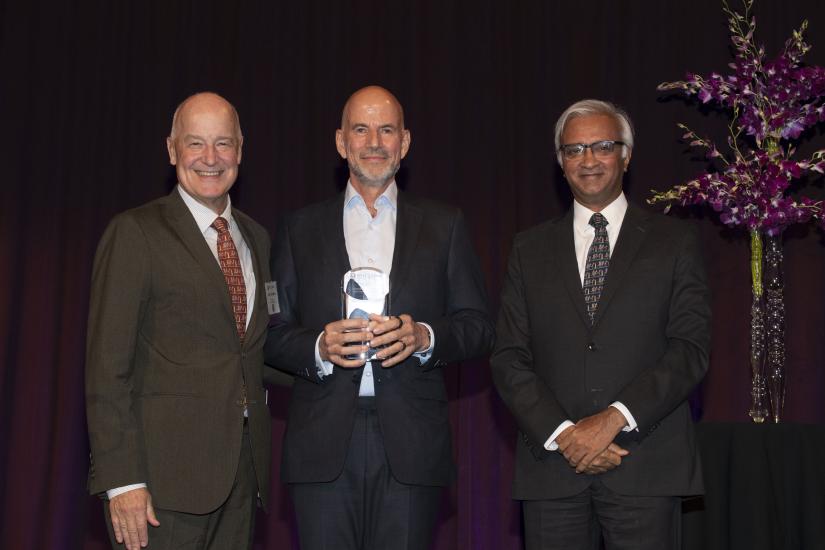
166, 93, 243, 214
335, 86, 410, 193
560, 114, 630, 211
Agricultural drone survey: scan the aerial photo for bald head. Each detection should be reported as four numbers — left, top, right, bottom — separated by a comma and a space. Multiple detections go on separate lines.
170, 92, 242, 141
336, 85, 411, 192
166, 92, 244, 214
340, 86, 405, 130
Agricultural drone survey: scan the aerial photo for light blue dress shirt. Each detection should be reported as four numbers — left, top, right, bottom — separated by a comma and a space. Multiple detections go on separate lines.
314, 181, 434, 396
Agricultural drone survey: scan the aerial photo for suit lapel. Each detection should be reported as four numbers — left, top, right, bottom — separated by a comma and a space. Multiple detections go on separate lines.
164, 192, 234, 322
322, 193, 352, 279
592, 203, 650, 327
389, 195, 422, 310
557, 209, 591, 328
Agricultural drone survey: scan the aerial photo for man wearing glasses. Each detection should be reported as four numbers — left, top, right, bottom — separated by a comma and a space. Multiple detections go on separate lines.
491, 99, 711, 549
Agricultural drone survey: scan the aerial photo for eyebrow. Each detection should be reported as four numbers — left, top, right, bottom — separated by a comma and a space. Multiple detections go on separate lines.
349, 123, 398, 130
182, 134, 237, 142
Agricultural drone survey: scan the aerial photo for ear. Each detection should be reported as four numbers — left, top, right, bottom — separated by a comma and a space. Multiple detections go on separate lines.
400, 129, 411, 159
335, 129, 347, 159
622, 147, 632, 172
166, 137, 177, 165
236, 136, 244, 164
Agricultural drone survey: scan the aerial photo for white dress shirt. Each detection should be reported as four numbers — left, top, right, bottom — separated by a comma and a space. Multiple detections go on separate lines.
177, 185, 257, 329
544, 193, 637, 451
107, 186, 256, 499
313, 181, 434, 396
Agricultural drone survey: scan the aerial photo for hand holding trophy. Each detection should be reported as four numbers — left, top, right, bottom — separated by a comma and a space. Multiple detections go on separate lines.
341, 267, 391, 362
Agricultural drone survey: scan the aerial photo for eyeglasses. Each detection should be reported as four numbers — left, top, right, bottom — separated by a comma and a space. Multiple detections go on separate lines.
558, 140, 625, 160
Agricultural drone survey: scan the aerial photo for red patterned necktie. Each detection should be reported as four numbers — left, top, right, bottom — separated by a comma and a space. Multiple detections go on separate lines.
582, 212, 610, 325
212, 216, 247, 341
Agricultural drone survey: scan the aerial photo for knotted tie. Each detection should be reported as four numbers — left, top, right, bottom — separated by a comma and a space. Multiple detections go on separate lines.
582, 212, 609, 325
212, 217, 247, 341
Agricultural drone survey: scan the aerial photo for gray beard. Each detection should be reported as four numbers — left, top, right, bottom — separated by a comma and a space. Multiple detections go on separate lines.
348, 158, 399, 188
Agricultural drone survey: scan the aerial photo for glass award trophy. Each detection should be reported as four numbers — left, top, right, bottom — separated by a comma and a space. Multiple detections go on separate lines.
342, 267, 390, 361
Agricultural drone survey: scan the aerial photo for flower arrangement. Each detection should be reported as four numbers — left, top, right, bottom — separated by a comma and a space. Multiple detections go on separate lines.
649, 0, 824, 234
650, 0, 825, 423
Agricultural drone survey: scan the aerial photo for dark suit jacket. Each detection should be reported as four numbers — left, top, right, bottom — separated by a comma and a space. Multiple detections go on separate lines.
86, 190, 272, 514
491, 203, 711, 500
264, 192, 494, 486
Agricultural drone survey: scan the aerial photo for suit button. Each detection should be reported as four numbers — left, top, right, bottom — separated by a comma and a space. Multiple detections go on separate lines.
587, 343, 596, 351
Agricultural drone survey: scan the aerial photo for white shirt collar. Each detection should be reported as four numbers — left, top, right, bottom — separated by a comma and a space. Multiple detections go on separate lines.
177, 185, 233, 234
344, 180, 398, 211
573, 192, 628, 236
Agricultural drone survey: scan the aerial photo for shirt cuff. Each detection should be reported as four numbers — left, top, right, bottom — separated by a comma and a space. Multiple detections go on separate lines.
609, 401, 637, 432
107, 483, 146, 500
412, 322, 435, 364
314, 332, 334, 377
544, 420, 575, 451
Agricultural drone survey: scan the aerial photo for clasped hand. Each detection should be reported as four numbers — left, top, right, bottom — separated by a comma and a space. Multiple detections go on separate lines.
555, 408, 630, 475
319, 313, 429, 368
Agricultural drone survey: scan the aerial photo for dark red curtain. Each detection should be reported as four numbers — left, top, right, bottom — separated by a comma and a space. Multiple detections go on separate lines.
1, 1, 824, 548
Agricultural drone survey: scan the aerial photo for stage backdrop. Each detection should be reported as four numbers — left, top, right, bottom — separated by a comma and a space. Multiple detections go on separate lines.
1, 1, 824, 549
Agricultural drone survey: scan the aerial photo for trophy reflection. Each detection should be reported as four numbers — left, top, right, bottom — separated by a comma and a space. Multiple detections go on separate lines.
342, 267, 390, 361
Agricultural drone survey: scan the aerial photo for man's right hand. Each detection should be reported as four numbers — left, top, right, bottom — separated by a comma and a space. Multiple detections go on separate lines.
580, 443, 629, 475
319, 318, 372, 367
109, 487, 159, 549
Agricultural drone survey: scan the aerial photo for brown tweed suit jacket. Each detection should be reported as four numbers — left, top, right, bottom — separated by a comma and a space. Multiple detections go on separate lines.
86, 190, 272, 513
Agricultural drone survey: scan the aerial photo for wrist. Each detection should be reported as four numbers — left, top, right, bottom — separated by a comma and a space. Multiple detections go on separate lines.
415, 323, 430, 352
608, 407, 628, 433
318, 331, 329, 361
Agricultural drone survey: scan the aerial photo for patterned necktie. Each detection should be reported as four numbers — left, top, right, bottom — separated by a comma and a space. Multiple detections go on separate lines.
582, 212, 609, 325
212, 217, 247, 341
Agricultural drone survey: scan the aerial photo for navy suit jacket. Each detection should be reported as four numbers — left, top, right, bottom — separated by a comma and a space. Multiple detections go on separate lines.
265, 191, 495, 486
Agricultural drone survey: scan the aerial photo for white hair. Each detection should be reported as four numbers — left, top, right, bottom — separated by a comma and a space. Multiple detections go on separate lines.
553, 99, 634, 164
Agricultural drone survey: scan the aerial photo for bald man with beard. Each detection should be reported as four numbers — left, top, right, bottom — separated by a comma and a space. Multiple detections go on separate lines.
265, 86, 494, 550
86, 92, 273, 550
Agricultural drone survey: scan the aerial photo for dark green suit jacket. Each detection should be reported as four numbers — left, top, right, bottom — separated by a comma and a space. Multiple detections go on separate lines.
86, 190, 272, 513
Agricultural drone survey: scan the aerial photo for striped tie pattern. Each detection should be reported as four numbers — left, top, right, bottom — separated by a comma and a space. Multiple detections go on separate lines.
582, 213, 609, 325
212, 217, 247, 341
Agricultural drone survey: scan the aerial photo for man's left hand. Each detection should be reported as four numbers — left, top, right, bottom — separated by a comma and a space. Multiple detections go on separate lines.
556, 407, 627, 473
368, 314, 430, 368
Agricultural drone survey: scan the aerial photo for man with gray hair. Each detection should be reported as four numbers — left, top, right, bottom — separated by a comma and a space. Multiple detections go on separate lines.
86, 92, 274, 549
491, 99, 711, 549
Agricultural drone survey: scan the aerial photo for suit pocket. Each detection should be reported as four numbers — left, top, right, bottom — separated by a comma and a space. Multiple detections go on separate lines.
290, 377, 334, 402
407, 374, 448, 402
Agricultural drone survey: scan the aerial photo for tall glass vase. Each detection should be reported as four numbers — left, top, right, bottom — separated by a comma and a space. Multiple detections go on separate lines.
763, 233, 786, 423
748, 231, 768, 423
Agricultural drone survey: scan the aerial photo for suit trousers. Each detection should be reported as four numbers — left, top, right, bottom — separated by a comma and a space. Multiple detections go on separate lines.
290, 397, 443, 550
104, 421, 258, 550
523, 479, 681, 550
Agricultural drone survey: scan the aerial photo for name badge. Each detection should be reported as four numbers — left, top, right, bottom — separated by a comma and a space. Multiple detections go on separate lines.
264, 281, 280, 315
